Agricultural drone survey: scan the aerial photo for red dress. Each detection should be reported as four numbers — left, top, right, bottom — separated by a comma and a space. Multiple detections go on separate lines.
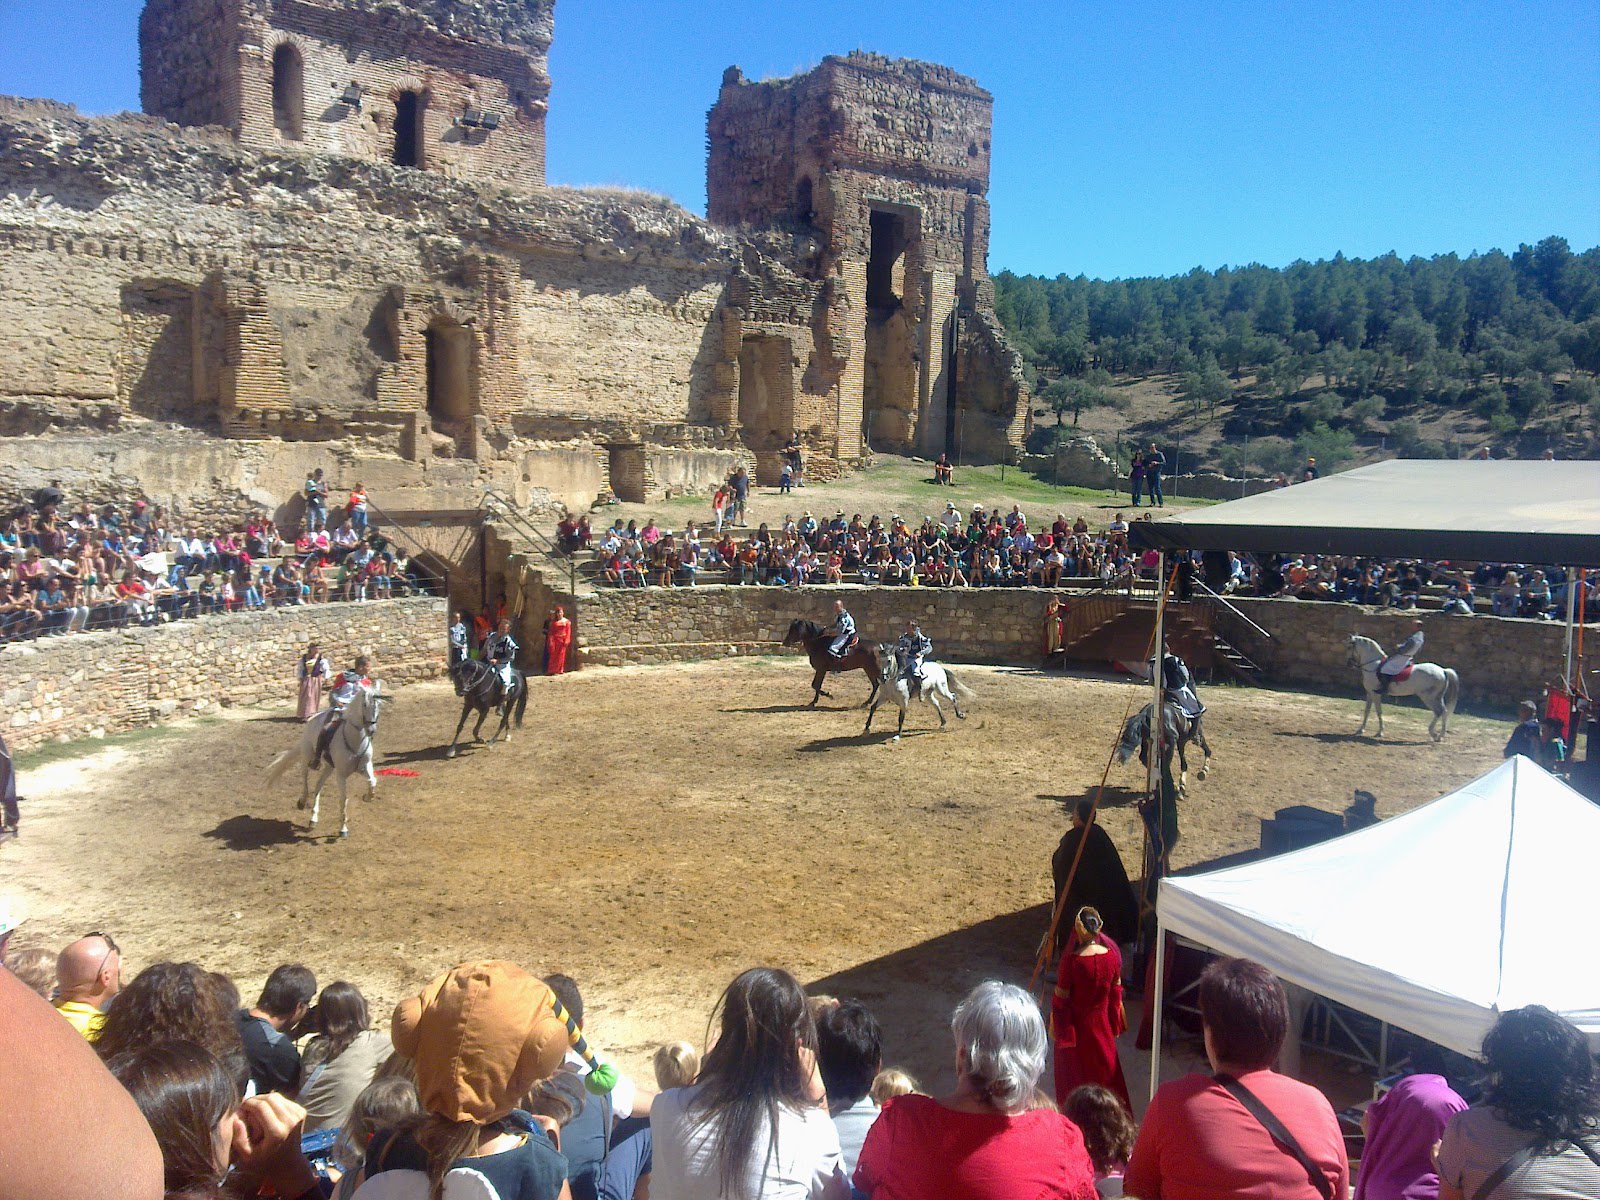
1053, 934, 1131, 1112
545, 616, 572, 675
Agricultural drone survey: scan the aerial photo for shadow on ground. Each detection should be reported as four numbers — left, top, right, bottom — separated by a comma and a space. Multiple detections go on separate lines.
379, 744, 460, 765
798, 729, 933, 752
1039, 785, 1144, 816
807, 902, 1052, 1092
203, 815, 304, 851
1274, 730, 1430, 747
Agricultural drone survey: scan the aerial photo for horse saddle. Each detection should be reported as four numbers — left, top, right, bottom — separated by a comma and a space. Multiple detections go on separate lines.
1390, 664, 1415, 682
832, 634, 858, 658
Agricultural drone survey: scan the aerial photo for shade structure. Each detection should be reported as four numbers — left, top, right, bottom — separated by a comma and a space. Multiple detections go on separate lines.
1129, 459, 1600, 566
1157, 757, 1600, 1059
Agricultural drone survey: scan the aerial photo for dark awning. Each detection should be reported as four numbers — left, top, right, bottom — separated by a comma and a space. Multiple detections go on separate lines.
1129, 459, 1600, 566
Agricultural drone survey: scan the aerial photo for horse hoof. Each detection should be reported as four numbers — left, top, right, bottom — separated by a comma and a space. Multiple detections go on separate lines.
339, 827, 348, 839
446, 748, 456, 759
891, 735, 900, 742
1197, 767, 1210, 781
296, 797, 307, 810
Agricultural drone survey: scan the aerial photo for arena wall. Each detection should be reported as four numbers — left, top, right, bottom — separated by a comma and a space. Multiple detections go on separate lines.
1, 597, 446, 751
573, 585, 1575, 708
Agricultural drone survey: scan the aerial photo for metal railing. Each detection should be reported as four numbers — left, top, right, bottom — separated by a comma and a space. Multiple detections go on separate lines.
1192, 579, 1273, 640
480, 488, 577, 596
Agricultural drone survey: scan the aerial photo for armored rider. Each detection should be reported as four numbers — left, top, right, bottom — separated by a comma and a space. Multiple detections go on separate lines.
483, 617, 520, 695
897, 619, 933, 688
828, 598, 856, 659
314, 654, 372, 768
1378, 618, 1424, 694
1154, 640, 1204, 719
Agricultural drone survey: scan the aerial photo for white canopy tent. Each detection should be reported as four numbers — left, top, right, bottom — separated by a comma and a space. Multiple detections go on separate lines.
1149, 756, 1600, 1098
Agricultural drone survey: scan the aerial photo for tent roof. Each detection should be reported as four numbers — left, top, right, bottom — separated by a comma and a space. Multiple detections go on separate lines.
1129, 459, 1600, 565
1158, 757, 1600, 1057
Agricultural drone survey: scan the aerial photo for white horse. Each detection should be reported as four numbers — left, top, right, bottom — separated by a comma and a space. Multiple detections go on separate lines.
1347, 635, 1459, 741
864, 646, 975, 740
264, 682, 390, 837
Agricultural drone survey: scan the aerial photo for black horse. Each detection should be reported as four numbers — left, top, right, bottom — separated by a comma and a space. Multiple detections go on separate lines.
781, 619, 884, 707
447, 659, 530, 759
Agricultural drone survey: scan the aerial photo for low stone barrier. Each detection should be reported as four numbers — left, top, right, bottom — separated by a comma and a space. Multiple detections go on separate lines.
2, 597, 446, 750
574, 585, 1575, 710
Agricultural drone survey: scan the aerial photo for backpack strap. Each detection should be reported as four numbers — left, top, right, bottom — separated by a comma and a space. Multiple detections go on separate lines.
1213, 1074, 1334, 1200
1472, 1144, 1536, 1200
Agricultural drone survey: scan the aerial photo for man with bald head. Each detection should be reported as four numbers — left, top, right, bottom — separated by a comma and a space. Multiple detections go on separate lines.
54, 932, 122, 1041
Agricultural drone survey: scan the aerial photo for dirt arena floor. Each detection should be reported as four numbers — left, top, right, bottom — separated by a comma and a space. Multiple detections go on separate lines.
8, 658, 1508, 1094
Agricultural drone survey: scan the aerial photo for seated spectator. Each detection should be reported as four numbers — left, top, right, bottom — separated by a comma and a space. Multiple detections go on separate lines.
543, 973, 652, 1120
1435, 1005, 1600, 1198
653, 1041, 700, 1092
330, 1076, 421, 1197
1537, 716, 1569, 772
237, 963, 317, 1096
1124, 957, 1348, 1200
346, 960, 571, 1199
110, 1040, 322, 1200
1353, 1062, 1466, 1200
96, 960, 248, 1088
0, 965, 164, 1200
3, 942, 57, 998
651, 966, 849, 1199
1063, 1085, 1137, 1198
54, 931, 122, 1041
1493, 572, 1523, 617
870, 1069, 918, 1105
817, 999, 883, 1175
854, 980, 1097, 1199
299, 981, 392, 1133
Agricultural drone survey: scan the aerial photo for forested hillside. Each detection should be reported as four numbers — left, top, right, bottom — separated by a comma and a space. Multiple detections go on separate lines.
993, 237, 1600, 473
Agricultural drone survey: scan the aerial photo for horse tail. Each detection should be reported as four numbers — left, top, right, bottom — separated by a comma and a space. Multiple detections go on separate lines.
263, 746, 299, 785
514, 677, 530, 728
1443, 668, 1460, 714
945, 670, 976, 699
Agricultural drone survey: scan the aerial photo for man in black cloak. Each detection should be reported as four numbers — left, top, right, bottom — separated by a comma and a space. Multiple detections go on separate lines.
1052, 798, 1140, 950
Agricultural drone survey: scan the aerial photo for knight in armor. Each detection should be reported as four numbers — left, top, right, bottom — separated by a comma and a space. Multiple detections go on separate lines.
1153, 642, 1204, 719
448, 610, 471, 670
897, 619, 932, 687
1378, 619, 1425, 694
484, 617, 520, 693
828, 599, 856, 659
314, 655, 372, 768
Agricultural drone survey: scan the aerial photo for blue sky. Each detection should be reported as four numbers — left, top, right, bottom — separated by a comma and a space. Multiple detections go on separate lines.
1, 0, 1596, 278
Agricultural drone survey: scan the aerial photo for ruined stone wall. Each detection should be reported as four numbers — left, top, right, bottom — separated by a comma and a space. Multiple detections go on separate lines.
144, 0, 553, 185
1, 596, 445, 751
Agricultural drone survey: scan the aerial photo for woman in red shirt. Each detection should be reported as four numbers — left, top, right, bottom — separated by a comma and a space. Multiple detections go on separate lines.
1053, 906, 1131, 1112
854, 981, 1097, 1200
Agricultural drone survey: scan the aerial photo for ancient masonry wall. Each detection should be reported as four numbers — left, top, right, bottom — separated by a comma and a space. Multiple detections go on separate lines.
1, 597, 445, 751
573, 586, 1573, 707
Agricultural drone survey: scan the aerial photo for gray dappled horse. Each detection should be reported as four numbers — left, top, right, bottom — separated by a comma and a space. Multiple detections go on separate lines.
1116, 701, 1212, 796
864, 644, 975, 740
1346, 634, 1459, 741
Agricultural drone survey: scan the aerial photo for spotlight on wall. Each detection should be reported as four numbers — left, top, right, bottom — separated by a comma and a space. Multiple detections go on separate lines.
455, 109, 503, 132
337, 82, 364, 111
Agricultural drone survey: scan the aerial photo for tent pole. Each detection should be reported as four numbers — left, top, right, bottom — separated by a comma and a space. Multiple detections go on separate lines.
1564, 566, 1578, 690
1149, 551, 1165, 824
1149, 914, 1166, 1104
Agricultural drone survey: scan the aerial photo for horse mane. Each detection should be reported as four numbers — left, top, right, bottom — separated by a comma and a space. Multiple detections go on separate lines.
791, 619, 824, 640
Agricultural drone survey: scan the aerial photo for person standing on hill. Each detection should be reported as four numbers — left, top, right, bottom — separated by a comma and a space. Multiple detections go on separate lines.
1145, 444, 1166, 507
1129, 453, 1145, 507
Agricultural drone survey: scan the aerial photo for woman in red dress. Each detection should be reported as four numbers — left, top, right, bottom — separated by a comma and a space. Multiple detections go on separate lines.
544, 605, 573, 675
1053, 906, 1131, 1112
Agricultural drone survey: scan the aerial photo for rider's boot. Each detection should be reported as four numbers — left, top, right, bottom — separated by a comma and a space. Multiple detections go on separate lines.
313, 720, 338, 768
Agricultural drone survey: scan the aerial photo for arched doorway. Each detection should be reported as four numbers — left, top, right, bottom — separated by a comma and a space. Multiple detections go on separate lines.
393, 90, 425, 168
271, 45, 304, 140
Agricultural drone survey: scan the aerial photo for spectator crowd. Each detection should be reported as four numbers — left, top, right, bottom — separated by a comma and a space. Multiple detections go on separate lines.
4, 923, 1596, 1200
0, 477, 437, 644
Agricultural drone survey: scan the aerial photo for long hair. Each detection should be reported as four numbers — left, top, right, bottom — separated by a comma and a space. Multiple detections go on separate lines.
331, 1076, 420, 1174
410, 1115, 481, 1200
97, 962, 246, 1088
1064, 1084, 1137, 1174
690, 967, 818, 1200
308, 980, 370, 1064
106, 1040, 239, 1199
1481, 1005, 1600, 1150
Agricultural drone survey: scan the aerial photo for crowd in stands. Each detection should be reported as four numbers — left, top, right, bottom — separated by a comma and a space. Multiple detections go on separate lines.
0, 477, 435, 644
569, 494, 1596, 623
4, 924, 1596, 1200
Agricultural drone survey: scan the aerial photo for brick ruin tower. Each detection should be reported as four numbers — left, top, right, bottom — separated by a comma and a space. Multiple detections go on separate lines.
140, 0, 555, 185
708, 52, 1028, 464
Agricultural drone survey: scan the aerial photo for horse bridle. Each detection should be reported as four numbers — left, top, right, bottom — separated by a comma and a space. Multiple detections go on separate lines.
340, 692, 382, 755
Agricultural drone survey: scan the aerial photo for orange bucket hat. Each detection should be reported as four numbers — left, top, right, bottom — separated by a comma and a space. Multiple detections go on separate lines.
392, 961, 569, 1125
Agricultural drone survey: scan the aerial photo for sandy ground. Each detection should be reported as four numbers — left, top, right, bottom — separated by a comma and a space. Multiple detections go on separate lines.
5, 658, 1506, 1099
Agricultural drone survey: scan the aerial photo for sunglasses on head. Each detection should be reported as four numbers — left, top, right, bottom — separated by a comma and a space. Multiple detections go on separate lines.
84, 930, 120, 973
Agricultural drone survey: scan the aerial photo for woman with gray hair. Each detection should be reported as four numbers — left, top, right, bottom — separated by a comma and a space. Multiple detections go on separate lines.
853, 981, 1098, 1199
